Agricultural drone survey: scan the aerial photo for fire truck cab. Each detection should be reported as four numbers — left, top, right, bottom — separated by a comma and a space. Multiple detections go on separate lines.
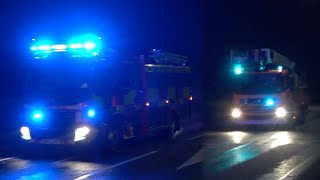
229, 49, 309, 125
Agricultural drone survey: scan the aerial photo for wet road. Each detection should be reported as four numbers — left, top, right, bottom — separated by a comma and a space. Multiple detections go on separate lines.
0, 129, 320, 179
0, 132, 203, 180
203, 130, 320, 180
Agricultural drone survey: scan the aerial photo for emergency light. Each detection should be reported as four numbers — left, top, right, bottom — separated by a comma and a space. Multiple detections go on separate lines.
30, 34, 102, 59
265, 98, 275, 106
234, 65, 243, 75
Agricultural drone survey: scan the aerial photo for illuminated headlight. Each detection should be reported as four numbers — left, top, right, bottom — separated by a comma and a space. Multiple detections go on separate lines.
231, 108, 241, 118
20, 126, 31, 140
74, 126, 90, 141
275, 107, 287, 118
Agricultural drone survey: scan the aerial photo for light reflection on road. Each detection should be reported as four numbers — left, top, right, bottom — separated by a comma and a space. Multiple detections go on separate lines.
226, 131, 248, 144
205, 131, 294, 172
270, 132, 291, 148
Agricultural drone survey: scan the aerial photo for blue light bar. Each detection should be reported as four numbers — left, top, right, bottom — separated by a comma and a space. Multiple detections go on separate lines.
52, 44, 67, 50
30, 34, 103, 59
68, 43, 83, 49
84, 41, 96, 49
38, 45, 51, 51
30, 46, 37, 51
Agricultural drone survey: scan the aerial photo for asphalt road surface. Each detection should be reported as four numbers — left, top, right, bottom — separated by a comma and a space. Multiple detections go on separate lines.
1, 127, 320, 179
0, 131, 203, 180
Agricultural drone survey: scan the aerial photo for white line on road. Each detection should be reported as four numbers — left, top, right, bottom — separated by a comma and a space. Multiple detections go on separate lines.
187, 134, 204, 141
278, 156, 313, 180
0, 157, 16, 162
74, 151, 158, 180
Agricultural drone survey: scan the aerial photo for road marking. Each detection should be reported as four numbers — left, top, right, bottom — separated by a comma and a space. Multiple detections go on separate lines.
187, 133, 205, 141
74, 151, 158, 180
278, 156, 313, 180
0, 157, 16, 162
177, 148, 203, 170
178, 132, 277, 171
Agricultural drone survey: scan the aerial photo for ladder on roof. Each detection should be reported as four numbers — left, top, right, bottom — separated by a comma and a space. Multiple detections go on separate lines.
230, 48, 295, 70
149, 49, 189, 66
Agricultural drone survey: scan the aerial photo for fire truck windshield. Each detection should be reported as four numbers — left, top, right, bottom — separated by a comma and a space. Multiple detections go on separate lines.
233, 73, 287, 94
25, 67, 94, 105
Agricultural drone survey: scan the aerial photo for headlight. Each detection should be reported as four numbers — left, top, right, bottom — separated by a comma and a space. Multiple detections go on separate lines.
275, 107, 287, 118
74, 126, 90, 141
20, 126, 31, 140
231, 108, 241, 118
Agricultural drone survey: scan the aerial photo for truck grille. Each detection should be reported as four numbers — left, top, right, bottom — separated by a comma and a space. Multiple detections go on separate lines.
240, 98, 266, 105
30, 110, 77, 140
241, 106, 275, 115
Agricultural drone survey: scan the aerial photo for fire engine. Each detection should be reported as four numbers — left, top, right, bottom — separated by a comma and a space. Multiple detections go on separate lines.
229, 48, 309, 125
19, 34, 195, 149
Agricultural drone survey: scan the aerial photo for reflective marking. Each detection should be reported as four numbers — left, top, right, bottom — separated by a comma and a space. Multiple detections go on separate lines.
0, 157, 15, 162
278, 156, 313, 180
74, 151, 158, 180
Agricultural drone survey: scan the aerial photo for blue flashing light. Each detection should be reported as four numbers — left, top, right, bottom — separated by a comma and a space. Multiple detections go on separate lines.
265, 98, 275, 106
31, 110, 44, 122
30, 34, 102, 59
87, 109, 95, 118
84, 41, 96, 49
52, 44, 67, 50
277, 66, 283, 72
38, 45, 51, 51
69, 43, 83, 49
234, 65, 243, 75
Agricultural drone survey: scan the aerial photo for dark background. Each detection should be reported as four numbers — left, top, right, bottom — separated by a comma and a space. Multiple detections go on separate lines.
204, 0, 320, 101
0, 0, 320, 131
